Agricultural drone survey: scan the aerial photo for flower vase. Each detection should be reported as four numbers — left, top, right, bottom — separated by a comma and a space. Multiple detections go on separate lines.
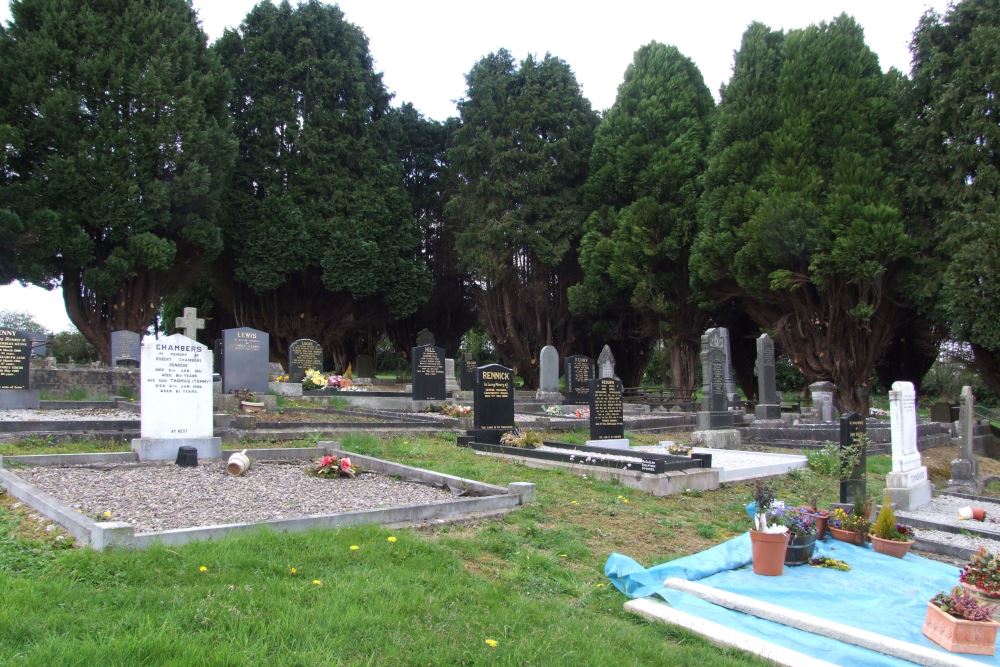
750, 530, 789, 576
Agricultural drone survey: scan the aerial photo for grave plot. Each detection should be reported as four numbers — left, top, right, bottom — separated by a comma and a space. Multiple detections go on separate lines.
229, 407, 452, 439
0, 444, 532, 550
0, 406, 140, 442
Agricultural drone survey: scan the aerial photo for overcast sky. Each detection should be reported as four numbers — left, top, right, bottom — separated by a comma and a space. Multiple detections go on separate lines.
1, 0, 948, 332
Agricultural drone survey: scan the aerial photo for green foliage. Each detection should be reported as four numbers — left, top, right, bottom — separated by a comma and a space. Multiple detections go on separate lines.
806, 442, 842, 477
50, 331, 97, 363
871, 495, 897, 539
0, 310, 47, 334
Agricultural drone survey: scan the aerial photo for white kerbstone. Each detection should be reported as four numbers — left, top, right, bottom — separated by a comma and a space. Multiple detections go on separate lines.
585, 438, 630, 450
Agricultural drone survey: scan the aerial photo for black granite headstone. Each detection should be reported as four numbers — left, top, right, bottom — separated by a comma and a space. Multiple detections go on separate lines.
355, 353, 375, 378
589, 377, 624, 440
565, 354, 594, 404
411, 344, 446, 400
415, 328, 435, 347
0, 329, 30, 390
474, 364, 515, 437
839, 411, 867, 505
221, 327, 269, 393
213, 338, 222, 374
460, 353, 476, 391
110, 330, 141, 367
288, 338, 323, 383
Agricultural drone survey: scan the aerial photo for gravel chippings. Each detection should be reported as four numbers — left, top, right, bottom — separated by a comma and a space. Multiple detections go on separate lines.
0, 408, 138, 421
899, 494, 1000, 535
14, 461, 456, 534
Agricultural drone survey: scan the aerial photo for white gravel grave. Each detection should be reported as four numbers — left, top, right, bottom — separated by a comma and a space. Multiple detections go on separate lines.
0, 408, 138, 421
14, 460, 455, 534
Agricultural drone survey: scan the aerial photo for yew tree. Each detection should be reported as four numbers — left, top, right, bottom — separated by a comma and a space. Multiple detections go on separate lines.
213, 1, 429, 368
907, 0, 1000, 396
446, 50, 598, 387
692, 17, 913, 414
570, 42, 714, 393
0, 0, 235, 361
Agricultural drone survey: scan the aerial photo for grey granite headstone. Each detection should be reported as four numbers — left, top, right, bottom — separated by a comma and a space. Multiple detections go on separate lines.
536, 345, 562, 401
754, 333, 781, 420
288, 338, 323, 383
809, 381, 837, 423
697, 328, 733, 430
0, 328, 39, 408
597, 345, 616, 379
355, 353, 375, 379
221, 327, 270, 394
174, 306, 205, 341
950, 385, 978, 486
268, 362, 285, 380
717, 327, 738, 402
415, 328, 435, 347
111, 330, 141, 367
445, 358, 459, 394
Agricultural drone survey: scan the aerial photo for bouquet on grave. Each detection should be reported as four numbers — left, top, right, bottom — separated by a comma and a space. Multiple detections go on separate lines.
310, 455, 357, 479
960, 547, 1000, 597
327, 374, 351, 389
440, 404, 472, 417
302, 369, 327, 391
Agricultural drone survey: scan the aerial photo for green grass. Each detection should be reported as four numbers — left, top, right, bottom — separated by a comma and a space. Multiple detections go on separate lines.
2, 432, 866, 665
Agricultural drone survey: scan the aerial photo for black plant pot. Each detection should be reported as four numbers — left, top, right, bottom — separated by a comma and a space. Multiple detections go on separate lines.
785, 533, 817, 565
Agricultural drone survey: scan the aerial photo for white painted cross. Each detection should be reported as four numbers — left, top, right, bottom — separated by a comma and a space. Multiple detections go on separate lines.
175, 307, 205, 341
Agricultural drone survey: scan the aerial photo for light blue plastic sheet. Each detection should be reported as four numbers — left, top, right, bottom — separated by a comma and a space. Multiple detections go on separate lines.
606, 534, 998, 666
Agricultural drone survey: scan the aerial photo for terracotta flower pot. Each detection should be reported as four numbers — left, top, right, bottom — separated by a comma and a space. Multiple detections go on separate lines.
870, 534, 915, 558
240, 400, 265, 413
804, 510, 829, 539
828, 525, 865, 545
923, 601, 1000, 655
750, 530, 789, 576
785, 534, 817, 566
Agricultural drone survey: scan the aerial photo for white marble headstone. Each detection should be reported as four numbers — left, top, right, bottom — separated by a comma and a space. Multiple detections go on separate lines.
885, 380, 931, 510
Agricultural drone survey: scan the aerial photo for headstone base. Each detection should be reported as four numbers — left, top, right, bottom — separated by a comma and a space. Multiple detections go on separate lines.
948, 458, 978, 487
131, 437, 222, 462
268, 381, 302, 397
0, 389, 40, 409
585, 438, 629, 450
754, 404, 782, 420
690, 429, 741, 450
697, 411, 734, 430
466, 429, 504, 444
535, 390, 563, 402
445, 379, 460, 394
884, 479, 933, 511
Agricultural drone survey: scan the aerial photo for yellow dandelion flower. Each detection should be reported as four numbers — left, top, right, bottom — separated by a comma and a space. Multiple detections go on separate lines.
570, 500, 578, 505
485, 639, 498, 648
350, 545, 360, 551
289, 567, 298, 576
102, 510, 112, 519
622, 499, 630, 504
387, 536, 397, 543
312, 579, 322, 586
199, 565, 208, 573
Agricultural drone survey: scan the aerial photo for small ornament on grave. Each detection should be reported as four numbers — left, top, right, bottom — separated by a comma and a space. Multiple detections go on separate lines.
310, 454, 357, 478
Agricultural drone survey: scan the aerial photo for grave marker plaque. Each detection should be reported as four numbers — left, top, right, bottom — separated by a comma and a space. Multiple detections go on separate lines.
460, 353, 476, 391
565, 355, 594, 404
839, 411, 867, 505
355, 353, 375, 378
411, 344, 446, 400
111, 330, 141, 367
221, 327, 269, 393
0, 329, 30, 390
474, 364, 515, 434
589, 377, 624, 440
288, 338, 323, 383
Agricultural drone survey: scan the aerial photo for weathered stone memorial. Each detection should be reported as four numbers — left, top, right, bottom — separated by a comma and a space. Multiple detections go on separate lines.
444, 358, 460, 394
565, 354, 594, 404
472, 363, 515, 444
111, 330, 141, 368
717, 326, 738, 402
0, 328, 38, 408
174, 306, 205, 341
587, 376, 627, 449
884, 381, 932, 510
598, 345, 616, 379
949, 385, 978, 489
810, 380, 836, 423
131, 333, 220, 461
536, 345, 562, 402
697, 328, 734, 430
753, 333, 781, 420
411, 344, 446, 401
288, 338, 323, 383
460, 353, 477, 391
221, 327, 270, 394
839, 411, 867, 505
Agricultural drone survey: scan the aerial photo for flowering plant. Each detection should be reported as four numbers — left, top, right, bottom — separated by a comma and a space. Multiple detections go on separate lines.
750, 480, 788, 534
302, 369, 326, 391
774, 506, 817, 538
310, 455, 357, 479
829, 505, 871, 536
960, 547, 1000, 597
327, 374, 352, 389
931, 587, 998, 621
573, 407, 589, 419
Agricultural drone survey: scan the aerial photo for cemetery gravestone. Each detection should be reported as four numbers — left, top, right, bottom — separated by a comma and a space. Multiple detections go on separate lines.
717, 327, 738, 402
697, 328, 734, 430
221, 327, 270, 394
754, 333, 781, 420
885, 381, 932, 510
460, 353, 477, 391
111, 330, 141, 368
415, 328, 435, 347
598, 345, 616, 379
355, 354, 375, 379
588, 377, 627, 448
565, 354, 594, 404
473, 364, 515, 444
536, 345, 562, 401
445, 358, 460, 394
0, 328, 38, 408
213, 339, 222, 375
411, 344, 446, 401
839, 411, 867, 505
810, 381, 836, 423
131, 333, 220, 460
175, 306, 205, 341
950, 385, 978, 487
288, 338, 323, 383
28, 333, 47, 358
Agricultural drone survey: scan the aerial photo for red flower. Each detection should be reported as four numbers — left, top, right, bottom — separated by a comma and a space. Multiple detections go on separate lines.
339, 457, 352, 472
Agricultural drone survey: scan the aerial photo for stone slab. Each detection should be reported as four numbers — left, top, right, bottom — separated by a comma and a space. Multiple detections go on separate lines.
884, 479, 933, 511
585, 438, 629, 450
690, 428, 741, 449
268, 381, 302, 397
0, 389, 40, 409
131, 436, 222, 461
686, 447, 806, 483
697, 411, 734, 430
754, 404, 782, 420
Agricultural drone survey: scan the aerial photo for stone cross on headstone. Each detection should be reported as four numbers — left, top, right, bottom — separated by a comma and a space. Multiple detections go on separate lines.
950, 385, 978, 488
754, 333, 781, 420
175, 307, 205, 341
885, 380, 932, 510
597, 345, 616, 379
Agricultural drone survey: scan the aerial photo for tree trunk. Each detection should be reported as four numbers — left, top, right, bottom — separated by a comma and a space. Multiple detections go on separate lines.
668, 337, 699, 393
62, 272, 161, 365
874, 313, 943, 395
972, 343, 1000, 399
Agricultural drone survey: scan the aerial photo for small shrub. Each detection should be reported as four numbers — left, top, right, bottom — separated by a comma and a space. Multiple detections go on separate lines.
806, 443, 841, 476
932, 587, 997, 622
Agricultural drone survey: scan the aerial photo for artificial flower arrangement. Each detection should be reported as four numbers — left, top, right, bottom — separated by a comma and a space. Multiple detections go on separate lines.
310, 454, 357, 479
750, 480, 788, 535
500, 429, 543, 449
961, 547, 1000, 598
302, 368, 327, 391
440, 404, 472, 417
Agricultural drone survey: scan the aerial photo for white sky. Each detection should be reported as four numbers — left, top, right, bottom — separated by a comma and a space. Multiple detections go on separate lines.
0, 0, 948, 332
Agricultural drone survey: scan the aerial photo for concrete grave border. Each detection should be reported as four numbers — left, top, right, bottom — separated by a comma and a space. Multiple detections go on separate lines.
0, 444, 532, 551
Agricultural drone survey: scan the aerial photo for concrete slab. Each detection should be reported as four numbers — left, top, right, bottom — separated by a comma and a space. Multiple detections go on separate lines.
690, 447, 806, 483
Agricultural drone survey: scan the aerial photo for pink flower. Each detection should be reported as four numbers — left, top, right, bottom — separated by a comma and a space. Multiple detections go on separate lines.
319, 455, 335, 468
339, 457, 352, 472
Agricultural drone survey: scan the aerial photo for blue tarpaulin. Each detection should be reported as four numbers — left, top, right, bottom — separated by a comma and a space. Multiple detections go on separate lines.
606, 534, 998, 666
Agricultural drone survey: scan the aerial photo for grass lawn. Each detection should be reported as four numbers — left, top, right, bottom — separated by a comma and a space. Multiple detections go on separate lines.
0, 432, 894, 665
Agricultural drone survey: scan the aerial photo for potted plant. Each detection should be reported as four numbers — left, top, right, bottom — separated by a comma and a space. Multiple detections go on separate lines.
923, 587, 999, 655
828, 500, 872, 545
796, 468, 830, 539
234, 388, 264, 412
779, 506, 818, 565
960, 547, 1000, 604
749, 480, 789, 576
869, 494, 915, 558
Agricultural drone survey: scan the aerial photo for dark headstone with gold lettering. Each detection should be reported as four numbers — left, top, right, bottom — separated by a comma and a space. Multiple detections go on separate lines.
565, 354, 594, 404
473, 364, 515, 443
221, 327, 270, 394
288, 338, 323, 383
460, 353, 476, 391
411, 344, 446, 400
0, 328, 38, 408
839, 411, 867, 505
589, 377, 625, 441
